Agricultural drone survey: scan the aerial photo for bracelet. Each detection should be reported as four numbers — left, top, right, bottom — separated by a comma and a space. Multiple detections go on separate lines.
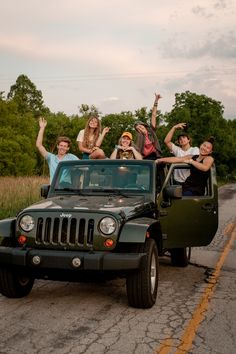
154, 103, 158, 107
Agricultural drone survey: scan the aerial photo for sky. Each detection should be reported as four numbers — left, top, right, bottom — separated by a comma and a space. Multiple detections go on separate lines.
0, 0, 236, 119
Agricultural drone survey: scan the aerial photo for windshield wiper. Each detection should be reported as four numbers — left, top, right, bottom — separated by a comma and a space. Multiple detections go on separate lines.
81, 188, 129, 198
106, 189, 130, 198
54, 187, 130, 198
54, 188, 87, 195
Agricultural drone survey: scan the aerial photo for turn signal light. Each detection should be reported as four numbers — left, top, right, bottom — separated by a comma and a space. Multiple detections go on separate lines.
18, 235, 27, 245
104, 239, 114, 248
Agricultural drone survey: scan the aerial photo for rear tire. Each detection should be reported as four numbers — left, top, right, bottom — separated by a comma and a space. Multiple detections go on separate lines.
170, 247, 189, 267
0, 267, 34, 298
126, 239, 158, 308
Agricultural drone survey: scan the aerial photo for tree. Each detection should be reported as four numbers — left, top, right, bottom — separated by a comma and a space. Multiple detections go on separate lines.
0, 99, 37, 176
164, 91, 225, 140
7, 74, 48, 116
78, 104, 100, 117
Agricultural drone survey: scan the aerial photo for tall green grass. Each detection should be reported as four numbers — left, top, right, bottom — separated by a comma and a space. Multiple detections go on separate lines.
0, 176, 49, 220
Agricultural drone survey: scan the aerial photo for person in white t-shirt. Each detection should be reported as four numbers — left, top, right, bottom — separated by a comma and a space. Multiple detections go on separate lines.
164, 123, 199, 184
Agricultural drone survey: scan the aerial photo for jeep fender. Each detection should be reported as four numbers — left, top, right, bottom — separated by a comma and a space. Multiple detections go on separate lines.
0, 218, 16, 239
119, 217, 160, 243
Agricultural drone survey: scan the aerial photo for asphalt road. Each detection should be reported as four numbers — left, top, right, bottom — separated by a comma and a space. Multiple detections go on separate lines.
0, 183, 235, 354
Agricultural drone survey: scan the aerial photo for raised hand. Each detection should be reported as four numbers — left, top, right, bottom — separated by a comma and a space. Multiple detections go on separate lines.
102, 127, 110, 135
174, 122, 187, 130
39, 117, 47, 129
154, 93, 162, 102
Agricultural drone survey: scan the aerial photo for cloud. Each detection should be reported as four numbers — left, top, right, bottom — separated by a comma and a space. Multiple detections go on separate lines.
213, 0, 228, 9
192, 6, 214, 18
102, 97, 120, 102
0, 33, 148, 74
160, 31, 236, 59
192, 0, 231, 17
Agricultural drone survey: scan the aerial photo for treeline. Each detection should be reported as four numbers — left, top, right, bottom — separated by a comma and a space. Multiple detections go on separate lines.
0, 74, 236, 181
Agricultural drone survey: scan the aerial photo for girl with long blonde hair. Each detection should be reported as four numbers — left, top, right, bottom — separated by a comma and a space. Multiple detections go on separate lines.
76, 115, 110, 159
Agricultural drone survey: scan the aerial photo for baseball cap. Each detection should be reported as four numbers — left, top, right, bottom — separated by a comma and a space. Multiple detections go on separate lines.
121, 131, 133, 140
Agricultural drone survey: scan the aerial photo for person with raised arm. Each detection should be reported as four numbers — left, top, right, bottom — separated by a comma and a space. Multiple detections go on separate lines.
164, 122, 199, 184
36, 117, 78, 182
134, 92, 162, 160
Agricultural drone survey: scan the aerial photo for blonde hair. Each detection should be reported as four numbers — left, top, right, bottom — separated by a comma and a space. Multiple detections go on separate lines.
83, 115, 101, 148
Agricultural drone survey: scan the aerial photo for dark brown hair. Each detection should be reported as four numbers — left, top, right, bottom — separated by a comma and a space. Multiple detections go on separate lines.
177, 133, 191, 145
206, 136, 215, 149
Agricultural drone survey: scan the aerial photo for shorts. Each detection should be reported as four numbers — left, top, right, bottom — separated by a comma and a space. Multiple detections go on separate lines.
82, 153, 90, 160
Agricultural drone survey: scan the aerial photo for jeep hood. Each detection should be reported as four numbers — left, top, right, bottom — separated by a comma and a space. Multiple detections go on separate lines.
23, 195, 154, 219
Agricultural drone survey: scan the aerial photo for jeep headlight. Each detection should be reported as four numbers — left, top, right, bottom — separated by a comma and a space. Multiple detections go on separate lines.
19, 215, 35, 232
99, 217, 116, 235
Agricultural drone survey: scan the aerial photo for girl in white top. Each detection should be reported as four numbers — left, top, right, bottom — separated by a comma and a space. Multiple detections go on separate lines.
76, 115, 110, 159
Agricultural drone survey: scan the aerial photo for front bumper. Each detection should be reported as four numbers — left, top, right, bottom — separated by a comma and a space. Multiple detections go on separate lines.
0, 247, 145, 271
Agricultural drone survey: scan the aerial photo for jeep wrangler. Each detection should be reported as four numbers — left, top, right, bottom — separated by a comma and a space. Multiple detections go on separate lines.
0, 160, 218, 308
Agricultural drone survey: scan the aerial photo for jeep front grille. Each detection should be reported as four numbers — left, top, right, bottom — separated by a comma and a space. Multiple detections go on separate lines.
35, 217, 95, 246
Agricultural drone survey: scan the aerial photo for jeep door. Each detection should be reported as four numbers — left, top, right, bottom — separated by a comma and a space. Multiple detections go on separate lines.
157, 165, 218, 248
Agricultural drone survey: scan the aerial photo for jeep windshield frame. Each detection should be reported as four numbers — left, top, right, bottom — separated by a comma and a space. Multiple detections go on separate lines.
49, 160, 158, 197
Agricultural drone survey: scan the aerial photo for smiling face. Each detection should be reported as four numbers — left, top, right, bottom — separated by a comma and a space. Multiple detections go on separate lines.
120, 136, 131, 147
199, 141, 213, 156
178, 135, 190, 147
88, 117, 99, 128
57, 141, 70, 156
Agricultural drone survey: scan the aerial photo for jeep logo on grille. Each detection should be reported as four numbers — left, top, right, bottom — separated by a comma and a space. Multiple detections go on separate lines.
60, 213, 72, 218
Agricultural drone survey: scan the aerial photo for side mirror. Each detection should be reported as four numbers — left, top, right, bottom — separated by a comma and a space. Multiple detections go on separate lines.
41, 184, 50, 198
164, 185, 182, 199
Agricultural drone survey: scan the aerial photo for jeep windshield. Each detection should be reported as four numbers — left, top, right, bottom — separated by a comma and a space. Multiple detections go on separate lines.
50, 160, 154, 195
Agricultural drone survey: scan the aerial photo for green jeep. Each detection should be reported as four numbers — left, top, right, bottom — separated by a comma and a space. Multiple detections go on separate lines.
0, 160, 218, 308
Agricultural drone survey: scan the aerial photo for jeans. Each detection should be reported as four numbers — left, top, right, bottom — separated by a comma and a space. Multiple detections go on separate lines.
183, 190, 194, 196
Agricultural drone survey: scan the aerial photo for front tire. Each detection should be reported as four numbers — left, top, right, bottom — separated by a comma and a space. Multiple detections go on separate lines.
126, 239, 159, 308
170, 247, 189, 267
0, 267, 34, 298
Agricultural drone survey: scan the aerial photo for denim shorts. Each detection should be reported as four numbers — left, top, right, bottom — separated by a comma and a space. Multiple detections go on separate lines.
82, 153, 90, 160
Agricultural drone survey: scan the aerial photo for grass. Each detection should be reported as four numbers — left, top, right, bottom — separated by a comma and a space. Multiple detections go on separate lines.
0, 176, 49, 220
